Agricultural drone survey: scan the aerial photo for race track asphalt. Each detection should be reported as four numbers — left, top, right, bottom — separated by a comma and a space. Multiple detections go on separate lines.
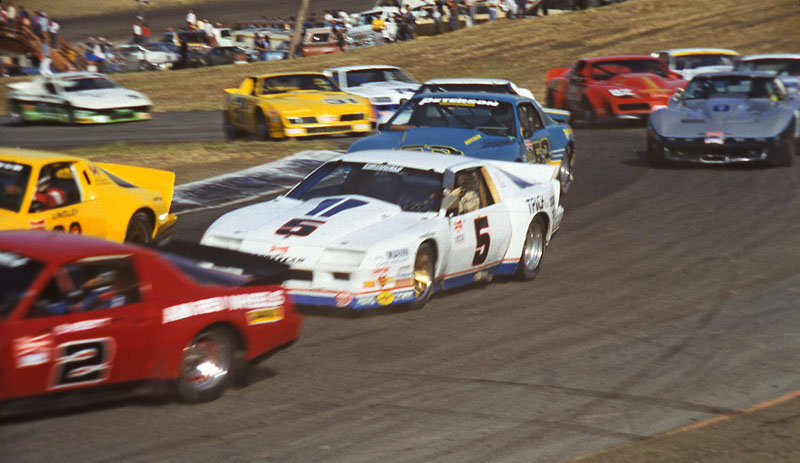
1, 121, 799, 462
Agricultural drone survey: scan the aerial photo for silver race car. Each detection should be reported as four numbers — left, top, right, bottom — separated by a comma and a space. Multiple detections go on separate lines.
647, 72, 800, 167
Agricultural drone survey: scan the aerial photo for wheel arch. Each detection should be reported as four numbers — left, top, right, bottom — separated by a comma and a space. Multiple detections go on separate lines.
172, 321, 246, 379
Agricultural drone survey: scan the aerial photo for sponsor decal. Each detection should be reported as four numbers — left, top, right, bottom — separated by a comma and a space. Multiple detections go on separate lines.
363, 163, 403, 173
526, 196, 545, 214
246, 307, 284, 325
363, 280, 375, 288
705, 131, 725, 145
162, 291, 285, 323
464, 134, 482, 145
335, 291, 354, 307
54, 318, 112, 336
14, 334, 55, 368
51, 208, 79, 220
418, 97, 500, 107
386, 248, 409, 261
30, 219, 46, 230
0, 161, 24, 172
270, 245, 289, 254
0, 251, 30, 268
377, 291, 395, 306
453, 219, 465, 244
395, 277, 414, 287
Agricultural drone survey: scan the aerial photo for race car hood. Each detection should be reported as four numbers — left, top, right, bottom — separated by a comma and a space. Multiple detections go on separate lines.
349, 127, 518, 159
202, 195, 431, 266
64, 89, 152, 110
259, 91, 367, 115
651, 97, 792, 138
601, 73, 684, 97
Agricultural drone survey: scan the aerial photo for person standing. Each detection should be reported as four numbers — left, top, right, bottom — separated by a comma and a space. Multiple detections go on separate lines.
446, 0, 458, 31
48, 18, 59, 47
465, 0, 476, 27
186, 9, 197, 29
132, 19, 143, 44
516, 0, 527, 18
39, 39, 52, 77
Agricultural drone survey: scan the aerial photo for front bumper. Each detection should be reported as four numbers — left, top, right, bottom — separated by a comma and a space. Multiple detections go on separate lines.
655, 136, 779, 164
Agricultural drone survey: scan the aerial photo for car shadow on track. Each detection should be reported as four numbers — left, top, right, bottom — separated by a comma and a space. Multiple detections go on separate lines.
624, 150, 785, 171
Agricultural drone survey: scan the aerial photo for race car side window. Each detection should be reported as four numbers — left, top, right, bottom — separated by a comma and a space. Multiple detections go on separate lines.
27, 257, 142, 318
45, 82, 58, 94
30, 162, 81, 212
448, 168, 495, 216
517, 103, 543, 138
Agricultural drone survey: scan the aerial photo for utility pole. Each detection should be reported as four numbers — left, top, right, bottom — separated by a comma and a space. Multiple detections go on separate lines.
287, 0, 310, 60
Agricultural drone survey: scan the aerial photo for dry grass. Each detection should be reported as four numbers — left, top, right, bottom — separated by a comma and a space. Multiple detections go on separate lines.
3, 0, 799, 112
59, 139, 342, 184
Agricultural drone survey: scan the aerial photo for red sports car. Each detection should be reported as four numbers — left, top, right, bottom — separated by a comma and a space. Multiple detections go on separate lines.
0, 231, 301, 412
545, 55, 686, 125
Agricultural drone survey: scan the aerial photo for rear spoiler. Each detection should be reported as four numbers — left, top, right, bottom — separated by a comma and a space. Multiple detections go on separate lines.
543, 107, 570, 123
150, 240, 290, 285
545, 67, 569, 83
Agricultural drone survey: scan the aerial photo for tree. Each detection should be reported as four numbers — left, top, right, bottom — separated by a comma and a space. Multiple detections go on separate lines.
287, 0, 311, 60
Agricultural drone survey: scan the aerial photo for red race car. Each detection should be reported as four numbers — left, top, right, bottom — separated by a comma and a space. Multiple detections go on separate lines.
0, 231, 301, 412
545, 55, 687, 126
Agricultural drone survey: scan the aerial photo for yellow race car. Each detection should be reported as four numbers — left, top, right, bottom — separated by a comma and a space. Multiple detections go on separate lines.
0, 148, 177, 244
223, 72, 374, 140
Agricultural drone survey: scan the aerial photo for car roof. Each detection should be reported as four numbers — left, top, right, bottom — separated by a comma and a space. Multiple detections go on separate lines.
739, 54, 800, 61
325, 65, 402, 72
0, 230, 141, 264
334, 149, 482, 173
0, 148, 83, 166
581, 55, 660, 63
655, 48, 739, 56
250, 71, 328, 79
691, 71, 778, 79
422, 77, 513, 86
410, 91, 526, 103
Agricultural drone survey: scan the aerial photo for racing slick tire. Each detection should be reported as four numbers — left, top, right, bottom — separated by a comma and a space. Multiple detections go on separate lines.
176, 328, 236, 403
515, 216, 546, 281
222, 111, 241, 140
559, 145, 575, 195
769, 125, 795, 167
256, 111, 272, 141
409, 242, 435, 310
124, 211, 153, 244
646, 134, 668, 168
582, 98, 597, 128
9, 101, 26, 125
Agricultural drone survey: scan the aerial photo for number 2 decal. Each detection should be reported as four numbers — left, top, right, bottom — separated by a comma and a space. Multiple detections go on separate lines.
472, 216, 490, 266
51, 338, 115, 390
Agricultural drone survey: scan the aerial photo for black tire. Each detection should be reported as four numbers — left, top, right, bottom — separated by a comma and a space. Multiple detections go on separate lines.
408, 243, 435, 310
222, 111, 240, 140
646, 134, 667, 167
515, 217, 546, 281
559, 145, 575, 195
176, 328, 235, 403
65, 105, 76, 125
770, 126, 795, 167
582, 98, 596, 127
256, 111, 271, 141
124, 211, 152, 244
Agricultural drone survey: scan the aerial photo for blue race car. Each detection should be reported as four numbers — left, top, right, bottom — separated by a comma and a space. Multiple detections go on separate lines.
348, 92, 576, 194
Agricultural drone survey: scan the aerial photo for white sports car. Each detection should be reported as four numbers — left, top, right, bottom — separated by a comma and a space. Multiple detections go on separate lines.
201, 150, 564, 310
323, 65, 420, 121
7, 71, 152, 124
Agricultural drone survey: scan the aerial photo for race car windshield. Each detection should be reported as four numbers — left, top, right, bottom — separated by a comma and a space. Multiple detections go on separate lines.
737, 59, 800, 76
386, 97, 515, 137
63, 77, 119, 92
0, 252, 43, 319
287, 161, 443, 213
418, 83, 514, 95
684, 76, 777, 100
260, 74, 339, 93
591, 59, 668, 79
162, 253, 250, 286
345, 68, 416, 87
675, 54, 736, 70
0, 162, 32, 213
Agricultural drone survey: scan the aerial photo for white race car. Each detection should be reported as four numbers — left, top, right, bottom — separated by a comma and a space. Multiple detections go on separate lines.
651, 48, 739, 81
201, 150, 564, 310
7, 71, 152, 124
323, 65, 420, 121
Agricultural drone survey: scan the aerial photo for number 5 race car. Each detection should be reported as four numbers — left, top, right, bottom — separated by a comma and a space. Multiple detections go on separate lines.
0, 232, 301, 413
201, 150, 564, 310
0, 148, 177, 244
